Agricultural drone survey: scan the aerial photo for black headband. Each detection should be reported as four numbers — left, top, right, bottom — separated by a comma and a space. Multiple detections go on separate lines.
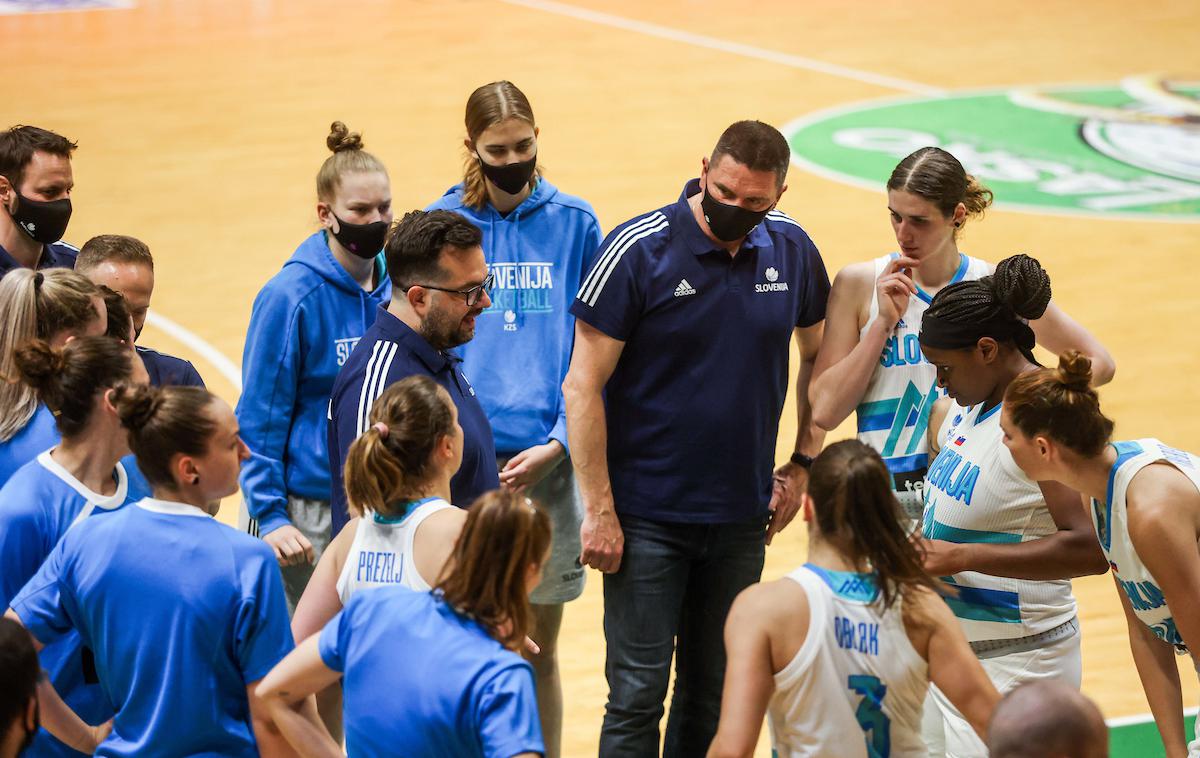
919, 312, 1034, 352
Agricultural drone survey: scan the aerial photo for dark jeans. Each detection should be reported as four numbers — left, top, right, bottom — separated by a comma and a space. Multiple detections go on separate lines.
599, 513, 767, 757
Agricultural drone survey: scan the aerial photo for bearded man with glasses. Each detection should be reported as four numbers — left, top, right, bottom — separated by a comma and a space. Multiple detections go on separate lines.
327, 209, 498, 536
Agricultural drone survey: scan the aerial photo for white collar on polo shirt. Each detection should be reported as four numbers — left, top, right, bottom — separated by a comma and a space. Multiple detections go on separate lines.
37, 450, 128, 511
135, 498, 213, 518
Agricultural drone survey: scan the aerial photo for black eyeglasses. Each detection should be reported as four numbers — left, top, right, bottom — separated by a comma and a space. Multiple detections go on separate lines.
404, 271, 495, 307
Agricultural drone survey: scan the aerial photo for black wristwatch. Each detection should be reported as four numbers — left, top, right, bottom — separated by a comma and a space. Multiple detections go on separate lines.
790, 452, 814, 469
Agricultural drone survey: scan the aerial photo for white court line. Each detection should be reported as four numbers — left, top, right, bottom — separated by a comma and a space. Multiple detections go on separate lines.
145, 311, 242, 391
1106, 705, 1198, 729
497, 0, 946, 97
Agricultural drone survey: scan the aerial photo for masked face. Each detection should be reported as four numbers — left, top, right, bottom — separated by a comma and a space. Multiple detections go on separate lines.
329, 213, 389, 259
471, 118, 538, 197
3, 150, 74, 246
320, 170, 393, 261
476, 152, 537, 196
701, 183, 770, 242
8, 193, 72, 245
698, 155, 782, 243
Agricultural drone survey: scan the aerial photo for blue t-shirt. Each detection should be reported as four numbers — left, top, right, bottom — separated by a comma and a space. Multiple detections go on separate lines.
136, 345, 205, 388
570, 180, 831, 523
0, 451, 149, 758
11, 499, 294, 758
0, 403, 57, 487
0, 239, 78, 279
328, 305, 499, 535
319, 587, 543, 758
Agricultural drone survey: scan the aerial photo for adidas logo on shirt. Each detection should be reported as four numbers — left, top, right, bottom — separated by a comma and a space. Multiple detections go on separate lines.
674, 279, 697, 297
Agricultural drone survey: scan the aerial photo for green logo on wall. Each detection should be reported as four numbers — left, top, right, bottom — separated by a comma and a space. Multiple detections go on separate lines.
784, 77, 1200, 221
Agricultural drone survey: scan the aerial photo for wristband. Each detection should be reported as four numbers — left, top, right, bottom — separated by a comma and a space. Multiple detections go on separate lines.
790, 452, 814, 469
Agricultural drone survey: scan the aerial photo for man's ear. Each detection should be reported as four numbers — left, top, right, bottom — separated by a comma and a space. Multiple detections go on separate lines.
405, 285, 429, 314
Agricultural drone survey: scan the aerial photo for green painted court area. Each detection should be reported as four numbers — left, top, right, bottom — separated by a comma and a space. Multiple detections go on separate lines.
1110, 713, 1196, 756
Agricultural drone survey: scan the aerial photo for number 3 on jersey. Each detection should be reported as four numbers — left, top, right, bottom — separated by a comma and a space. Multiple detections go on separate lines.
848, 674, 890, 757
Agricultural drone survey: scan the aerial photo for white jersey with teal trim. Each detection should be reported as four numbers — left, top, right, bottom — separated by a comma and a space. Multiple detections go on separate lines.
1092, 439, 1200, 651
922, 402, 1076, 642
767, 564, 927, 758
336, 497, 455, 603
857, 253, 989, 517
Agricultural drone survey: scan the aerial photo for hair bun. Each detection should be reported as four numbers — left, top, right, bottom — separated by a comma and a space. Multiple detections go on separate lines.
11, 339, 63, 390
326, 121, 364, 154
1055, 350, 1093, 392
112, 384, 163, 433
991, 253, 1051, 321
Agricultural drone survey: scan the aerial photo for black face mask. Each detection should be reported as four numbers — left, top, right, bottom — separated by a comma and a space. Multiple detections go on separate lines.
700, 180, 771, 243
477, 152, 537, 196
8, 192, 72, 245
329, 213, 388, 260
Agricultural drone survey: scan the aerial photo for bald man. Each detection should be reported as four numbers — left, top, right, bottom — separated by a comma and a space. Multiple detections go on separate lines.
989, 680, 1108, 758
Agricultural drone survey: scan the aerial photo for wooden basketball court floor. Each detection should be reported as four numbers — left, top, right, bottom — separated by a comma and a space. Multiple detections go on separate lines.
4, 0, 1199, 753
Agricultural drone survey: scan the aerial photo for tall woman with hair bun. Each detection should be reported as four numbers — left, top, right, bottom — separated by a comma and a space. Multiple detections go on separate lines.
913, 254, 1109, 757
238, 121, 393, 611
426, 80, 602, 757
291, 375, 468, 740
0, 268, 107, 485
809, 147, 1115, 521
0, 335, 148, 758
1003, 353, 1200, 758
708, 440, 999, 757
258, 489, 549, 758
4, 384, 309, 757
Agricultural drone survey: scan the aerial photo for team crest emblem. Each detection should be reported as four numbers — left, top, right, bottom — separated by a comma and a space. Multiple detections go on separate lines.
765, 266, 779, 282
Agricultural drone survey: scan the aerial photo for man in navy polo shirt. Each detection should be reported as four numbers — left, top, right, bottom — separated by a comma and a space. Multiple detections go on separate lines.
327, 209, 499, 536
0, 125, 79, 278
75, 234, 206, 387
564, 120, 830, 756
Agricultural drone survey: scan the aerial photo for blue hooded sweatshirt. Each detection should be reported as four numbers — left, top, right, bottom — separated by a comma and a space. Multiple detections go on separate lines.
426, 179, 601, 454
237, 232, 390, 536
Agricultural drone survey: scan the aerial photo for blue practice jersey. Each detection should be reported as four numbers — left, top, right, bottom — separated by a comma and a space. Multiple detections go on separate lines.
319, 586, 543, 758
11, 499, 294, 758
0, 452, 149, 758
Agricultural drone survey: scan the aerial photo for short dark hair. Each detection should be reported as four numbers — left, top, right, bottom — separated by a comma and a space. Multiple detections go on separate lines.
710, 121, 791, 187
76, 234, 155, 273
385, 210, 483, 289
0, 617, 38, 732
0, 125, 77, 190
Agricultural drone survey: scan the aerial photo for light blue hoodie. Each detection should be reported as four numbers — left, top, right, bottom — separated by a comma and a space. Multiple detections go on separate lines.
237, 232, 390, 535
427, 179, 601, 455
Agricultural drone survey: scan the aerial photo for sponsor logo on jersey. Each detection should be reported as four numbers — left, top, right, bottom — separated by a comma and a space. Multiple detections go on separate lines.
756, 266, 789, 293
674, 278, 697, 297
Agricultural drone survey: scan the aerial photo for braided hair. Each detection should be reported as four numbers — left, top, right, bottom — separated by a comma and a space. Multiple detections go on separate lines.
920, 254, 1051, 362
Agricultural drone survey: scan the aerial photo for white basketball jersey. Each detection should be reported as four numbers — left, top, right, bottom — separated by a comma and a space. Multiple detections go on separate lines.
1092, 439, 1200, 651
857, 254, 989, 517
767, 564, 928, 758
336, 497, 456, 603
922, 403, 1076, 642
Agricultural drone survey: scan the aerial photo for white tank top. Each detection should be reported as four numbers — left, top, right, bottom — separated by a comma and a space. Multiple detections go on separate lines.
767, 564, 928, 758
335, 497, 456, 603
857, 254, 990, 518
922, 403, 1076, 642
1092, 439, 1200, 651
